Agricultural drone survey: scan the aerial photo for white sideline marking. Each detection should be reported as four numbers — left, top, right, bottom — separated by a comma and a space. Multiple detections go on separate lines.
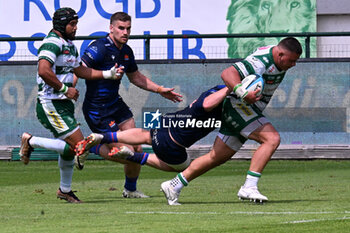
126, 211, 339, 215
284, 216, 350, 224
126, 211, 217, 215
229, 211, 335, 215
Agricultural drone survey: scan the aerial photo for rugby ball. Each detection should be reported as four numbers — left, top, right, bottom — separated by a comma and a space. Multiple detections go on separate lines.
241, 74, 264, 96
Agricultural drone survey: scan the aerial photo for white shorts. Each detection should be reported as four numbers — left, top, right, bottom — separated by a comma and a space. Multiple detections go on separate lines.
218, 117, 270, 151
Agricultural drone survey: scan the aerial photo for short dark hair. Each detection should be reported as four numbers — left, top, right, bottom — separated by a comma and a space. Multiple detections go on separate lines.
278, 37, 303, 55
110, 12, 131, 25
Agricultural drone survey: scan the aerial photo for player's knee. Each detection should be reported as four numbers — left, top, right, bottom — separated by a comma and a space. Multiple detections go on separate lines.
145, 136, 152, 145
266, 131, 280, 149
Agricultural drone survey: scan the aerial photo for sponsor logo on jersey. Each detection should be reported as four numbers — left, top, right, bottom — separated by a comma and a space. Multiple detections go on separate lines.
151, 129, 160, 146
124, 54, 129, 61
258, 46, 271, 50
267, 66, 275, 73
90, 46, 98, 53
66, 116, 74, 125
251, 56, 259, 62
109, 120, 116, 128
86, 52, 93, 60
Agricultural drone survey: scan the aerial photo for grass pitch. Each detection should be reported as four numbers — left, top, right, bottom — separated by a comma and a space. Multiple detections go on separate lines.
1, 160, 350, 233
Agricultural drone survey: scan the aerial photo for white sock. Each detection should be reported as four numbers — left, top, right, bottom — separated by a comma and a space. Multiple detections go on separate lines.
29, 136, 67, 154
58, 156, 74, 193
171, 173, 188, 193
243, 171, 261, 188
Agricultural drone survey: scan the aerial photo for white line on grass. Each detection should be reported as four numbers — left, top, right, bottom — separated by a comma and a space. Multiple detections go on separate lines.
126, 211, 341, 215
228, 211, 335, 215
126, 211, 217, 215
283, 216, 350, 224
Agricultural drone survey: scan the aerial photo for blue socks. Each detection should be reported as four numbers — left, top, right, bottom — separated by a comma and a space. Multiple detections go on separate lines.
89, 144, 149, 166
100, 132, 118, 144
124, 176, 138, 191
140, 153, 149, 165
89, 144, 101, 155
124, 152, 149, 165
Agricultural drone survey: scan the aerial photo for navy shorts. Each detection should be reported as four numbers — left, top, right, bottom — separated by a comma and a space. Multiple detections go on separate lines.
83, 97, 133, 133
150, 128, 188, 165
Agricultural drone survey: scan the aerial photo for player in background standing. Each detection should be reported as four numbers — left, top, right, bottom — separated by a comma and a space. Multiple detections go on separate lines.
76, 12, 182, 198
19, 7, 121, 203
160, 37, 302, 205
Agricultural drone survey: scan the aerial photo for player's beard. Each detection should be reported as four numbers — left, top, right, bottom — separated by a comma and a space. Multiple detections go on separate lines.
66, 31, 76, 41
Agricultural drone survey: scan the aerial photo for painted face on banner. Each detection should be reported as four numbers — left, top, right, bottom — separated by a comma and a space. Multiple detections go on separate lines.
226, 0, 316, 58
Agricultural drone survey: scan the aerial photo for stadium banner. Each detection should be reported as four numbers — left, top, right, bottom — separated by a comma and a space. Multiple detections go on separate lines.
1, 62, 350, 146
0, 0, 316, 60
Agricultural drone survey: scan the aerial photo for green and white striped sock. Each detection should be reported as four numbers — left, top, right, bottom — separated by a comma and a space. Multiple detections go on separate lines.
244, 171, 261, 188
171, 173, 188, 193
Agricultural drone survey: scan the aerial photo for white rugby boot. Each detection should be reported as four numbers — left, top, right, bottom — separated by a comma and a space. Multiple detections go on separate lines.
161, 180, 181, 205
122, 189, 149, 198
237, 186, 268, 203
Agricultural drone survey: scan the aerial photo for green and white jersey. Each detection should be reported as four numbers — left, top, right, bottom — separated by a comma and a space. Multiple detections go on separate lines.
232, 45, 286, 111
36, 31, 81, 102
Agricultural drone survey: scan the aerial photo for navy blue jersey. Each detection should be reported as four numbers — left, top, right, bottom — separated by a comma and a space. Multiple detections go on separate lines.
81, 35, 138, 106
167, 85, 225, 148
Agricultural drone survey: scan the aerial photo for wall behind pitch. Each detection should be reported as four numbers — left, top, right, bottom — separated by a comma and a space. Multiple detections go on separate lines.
1, 61, 350, 146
